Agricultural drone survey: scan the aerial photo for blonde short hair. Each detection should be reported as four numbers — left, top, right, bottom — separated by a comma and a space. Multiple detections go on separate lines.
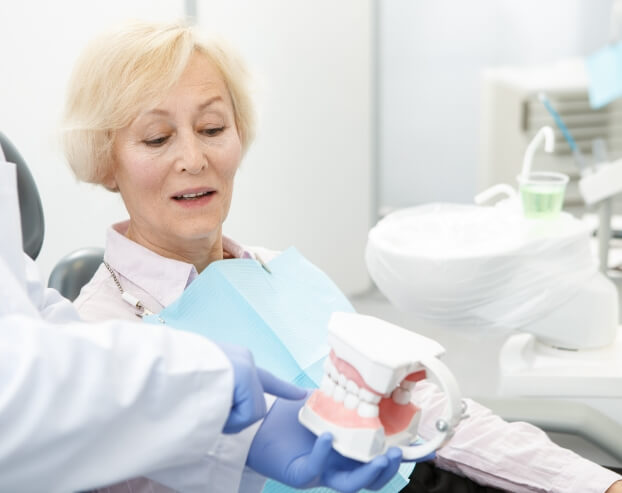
61, 21, 255, 189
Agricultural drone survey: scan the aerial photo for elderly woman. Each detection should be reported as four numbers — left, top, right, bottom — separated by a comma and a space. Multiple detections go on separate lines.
61, 22, 408, 493
63, 21, 622, 493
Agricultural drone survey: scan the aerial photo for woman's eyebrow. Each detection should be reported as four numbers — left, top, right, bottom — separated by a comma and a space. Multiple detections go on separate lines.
141, 108, 169, 118
140, 97, 224, 118
198, 96, 224, 111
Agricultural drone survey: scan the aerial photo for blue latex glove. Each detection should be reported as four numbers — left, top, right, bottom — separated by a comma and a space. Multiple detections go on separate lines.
247, 394, 404, 492
218, 343, 307, 434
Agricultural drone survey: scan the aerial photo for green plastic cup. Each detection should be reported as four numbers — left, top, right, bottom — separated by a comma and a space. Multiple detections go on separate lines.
517, 171, 569, 219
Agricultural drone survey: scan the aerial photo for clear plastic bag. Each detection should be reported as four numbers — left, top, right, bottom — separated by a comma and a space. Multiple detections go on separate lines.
366, 203, 597, 331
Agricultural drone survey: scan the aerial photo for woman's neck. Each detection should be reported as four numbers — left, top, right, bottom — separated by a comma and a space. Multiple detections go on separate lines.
125, 223, 223, 273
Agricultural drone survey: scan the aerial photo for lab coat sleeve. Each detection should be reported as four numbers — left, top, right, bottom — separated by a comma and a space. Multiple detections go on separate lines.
413, 381, 622, 493
75, 269, 269, 493
0, 312, 235, 492
22, 253, 83, 323
147, 418, 268, 493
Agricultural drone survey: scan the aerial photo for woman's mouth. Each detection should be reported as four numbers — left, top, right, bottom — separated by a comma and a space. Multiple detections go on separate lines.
171, 188, 216, 207
172, 190, 215, 200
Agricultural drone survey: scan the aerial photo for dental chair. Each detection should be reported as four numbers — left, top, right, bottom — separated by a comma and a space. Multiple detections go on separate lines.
0, 132, 44, 260
48, 247, 104, 301
0, 132, 103, 301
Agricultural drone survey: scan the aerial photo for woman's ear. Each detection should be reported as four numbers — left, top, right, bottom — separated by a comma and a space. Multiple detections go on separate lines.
103, 179, 119, 192
103, 141, 120, 191
101, 167, 119, 192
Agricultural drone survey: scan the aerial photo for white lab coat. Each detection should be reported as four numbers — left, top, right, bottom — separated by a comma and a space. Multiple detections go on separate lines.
0, 160, 249, 492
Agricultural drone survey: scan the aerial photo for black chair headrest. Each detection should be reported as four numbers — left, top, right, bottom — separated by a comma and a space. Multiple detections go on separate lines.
0, 132, 45, 260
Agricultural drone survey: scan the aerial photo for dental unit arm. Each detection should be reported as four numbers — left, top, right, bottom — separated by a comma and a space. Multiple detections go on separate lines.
298, 312, 465, 463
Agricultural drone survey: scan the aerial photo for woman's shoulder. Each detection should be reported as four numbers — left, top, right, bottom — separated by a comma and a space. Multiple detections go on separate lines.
74, 263, 140, 323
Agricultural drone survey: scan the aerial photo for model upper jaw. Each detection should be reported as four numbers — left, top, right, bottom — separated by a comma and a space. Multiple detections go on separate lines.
327, 311, 445, 393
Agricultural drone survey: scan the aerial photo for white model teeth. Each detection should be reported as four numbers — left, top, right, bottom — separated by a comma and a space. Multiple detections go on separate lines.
359, 387, 381, 404
321, 358, 383, 417
321, 375, 336, 396
400, 380, 417, 391
346, 380, 359, 394
344, 393, 360, 409
324, 359, 339, 381
333, 385, 346, 402
358, 401, 379, 418
391, 388, 412, 405
338, 373, 347, 387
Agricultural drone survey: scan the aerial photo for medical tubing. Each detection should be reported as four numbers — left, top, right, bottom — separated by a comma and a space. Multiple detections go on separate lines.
538, 93, 578, 153
521, 126, 555, 179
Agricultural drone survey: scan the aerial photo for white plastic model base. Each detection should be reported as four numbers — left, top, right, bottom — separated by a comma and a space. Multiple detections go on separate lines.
579, 159, 622, 205
499, 328, 622, 398
298, 312, 464, 462
521, 271, 618, 350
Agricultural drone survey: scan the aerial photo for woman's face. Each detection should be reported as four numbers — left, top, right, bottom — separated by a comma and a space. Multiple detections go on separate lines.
110, 52, 242, 258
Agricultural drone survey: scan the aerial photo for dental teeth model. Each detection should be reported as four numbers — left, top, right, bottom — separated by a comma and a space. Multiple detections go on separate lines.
299, 312, 465, 462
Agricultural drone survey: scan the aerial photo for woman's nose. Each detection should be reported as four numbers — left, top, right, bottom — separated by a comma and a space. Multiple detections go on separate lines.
176, 134, 206, 174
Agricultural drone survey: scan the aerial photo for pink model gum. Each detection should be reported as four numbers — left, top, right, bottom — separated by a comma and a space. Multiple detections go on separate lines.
378, 397, 419, 436
329, 350, 378, 394
306, 391, 381, 429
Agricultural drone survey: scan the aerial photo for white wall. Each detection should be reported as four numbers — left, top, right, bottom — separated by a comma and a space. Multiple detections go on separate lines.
378, 0, 613, 209
0, 0, 374, 295
0, 0, 184, 283
196, 0, 374, 295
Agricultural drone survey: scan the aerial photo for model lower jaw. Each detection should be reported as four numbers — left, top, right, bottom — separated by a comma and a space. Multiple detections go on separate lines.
299, 394, 388, 462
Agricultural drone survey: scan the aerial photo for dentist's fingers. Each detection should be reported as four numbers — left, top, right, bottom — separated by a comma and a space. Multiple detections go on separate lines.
285, 432, 333, 487
365, 447, 403, 490
220, 345, 266, 434
257, 367, 308, 400
222, 372, 265, 433
325, 454, 389, 493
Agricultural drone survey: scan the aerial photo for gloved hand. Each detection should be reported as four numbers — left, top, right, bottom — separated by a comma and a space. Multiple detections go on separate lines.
247, 394, 406, 492
218, 343, 307, 434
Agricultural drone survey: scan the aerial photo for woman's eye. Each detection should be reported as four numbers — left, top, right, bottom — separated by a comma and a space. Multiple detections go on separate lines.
143, 136, 169, 147
201, 127, 225, 136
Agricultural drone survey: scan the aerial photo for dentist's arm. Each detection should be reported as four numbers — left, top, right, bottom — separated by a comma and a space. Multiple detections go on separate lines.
4, 254, 304, 492
0, 314, 305, 493
0, 313, 234, 492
